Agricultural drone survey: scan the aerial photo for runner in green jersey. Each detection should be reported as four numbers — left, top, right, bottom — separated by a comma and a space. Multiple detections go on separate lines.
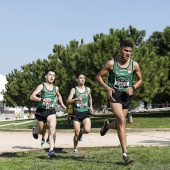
96, 40, 142, 165
30, 70, 66, 158
67, 73, 93, 154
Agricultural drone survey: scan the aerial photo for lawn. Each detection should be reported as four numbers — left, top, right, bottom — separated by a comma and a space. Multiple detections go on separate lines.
0, 111, 170, 129
0, 111, 170, 169
0, 146, 169, 170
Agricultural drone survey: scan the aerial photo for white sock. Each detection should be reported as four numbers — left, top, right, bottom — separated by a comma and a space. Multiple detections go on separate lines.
123, 153, 128, 157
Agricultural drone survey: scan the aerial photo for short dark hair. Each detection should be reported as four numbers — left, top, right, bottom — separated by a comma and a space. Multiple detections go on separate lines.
120, 40, 133, 48
76, 72, 85, 78
45, 70, 56, 75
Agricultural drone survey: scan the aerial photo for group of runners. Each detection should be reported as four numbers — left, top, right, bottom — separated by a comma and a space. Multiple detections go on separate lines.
30, 39, 142, 165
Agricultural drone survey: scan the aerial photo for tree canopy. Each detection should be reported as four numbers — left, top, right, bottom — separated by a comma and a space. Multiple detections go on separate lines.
2, 26, 170, 110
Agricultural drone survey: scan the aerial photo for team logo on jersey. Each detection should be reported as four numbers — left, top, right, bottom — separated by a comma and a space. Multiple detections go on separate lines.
116, 68, 119, 72
128, 68, 132, 73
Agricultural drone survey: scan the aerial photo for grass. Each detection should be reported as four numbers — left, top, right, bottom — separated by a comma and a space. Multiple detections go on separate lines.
0, 111, 170, 129
0, 111, 170, 169
0, 146, 170, 170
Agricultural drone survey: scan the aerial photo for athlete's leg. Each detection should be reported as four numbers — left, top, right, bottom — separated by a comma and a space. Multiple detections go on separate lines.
47, 114, 56, 151
45, 124, 50, 144
81, 117, 91, 134
41, 123, 47, 139
123, 109, 128, 147
67, 114, 71, 125
109, 102, 128, 153
33, 120, 45, 134
73, 120, 81, 150
105, 119, 117, 130
106, 109, 128, 138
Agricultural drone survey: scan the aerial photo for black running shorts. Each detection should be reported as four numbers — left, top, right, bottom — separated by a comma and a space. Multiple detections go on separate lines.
35, 107, 56, 123
110, 90, 133, 109
72, 110, 90, 123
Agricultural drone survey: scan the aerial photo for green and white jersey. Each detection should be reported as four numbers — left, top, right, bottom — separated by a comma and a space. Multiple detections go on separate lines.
38, 84, 57, 109
108, 58, 134, 92
73, 86, 89, 112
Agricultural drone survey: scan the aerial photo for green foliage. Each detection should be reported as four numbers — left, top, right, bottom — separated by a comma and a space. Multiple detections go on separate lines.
3, 59, 50, 111
3, 25, 170, 109
147, 26, 170, 103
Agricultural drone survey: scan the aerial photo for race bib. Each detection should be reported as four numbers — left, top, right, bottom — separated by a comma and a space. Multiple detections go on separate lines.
76, 101, 87, 108
43, 101, 54, 109
114, 78, 129, 88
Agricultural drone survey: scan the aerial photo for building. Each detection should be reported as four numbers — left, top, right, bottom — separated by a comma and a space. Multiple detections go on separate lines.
0, 74, 36, 120
0, 74, 17, 117
0, 74, 8, 114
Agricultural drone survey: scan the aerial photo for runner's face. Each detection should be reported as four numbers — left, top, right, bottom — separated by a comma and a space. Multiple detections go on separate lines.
46, 71, 55, 83
77, 75, 85, 85
119, 46, 132, 61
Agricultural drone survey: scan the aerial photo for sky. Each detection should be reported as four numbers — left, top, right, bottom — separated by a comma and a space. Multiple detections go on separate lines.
0, 0, 170, 76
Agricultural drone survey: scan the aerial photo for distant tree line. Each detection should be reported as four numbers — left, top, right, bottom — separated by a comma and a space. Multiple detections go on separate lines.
2, 25, 170, 112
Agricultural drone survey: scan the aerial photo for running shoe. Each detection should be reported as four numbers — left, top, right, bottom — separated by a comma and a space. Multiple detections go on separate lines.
100, 119, 109, 136
46, 137, 50, 144
78, 129, 83, 141
41, 139, 45, 147
123, 155, 134, 165
74, 149, 78, 154
48, 150, 56, 158
32, 126, 38, 139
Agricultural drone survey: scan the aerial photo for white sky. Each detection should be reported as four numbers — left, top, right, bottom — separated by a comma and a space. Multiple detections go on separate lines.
0, 0, 170, 75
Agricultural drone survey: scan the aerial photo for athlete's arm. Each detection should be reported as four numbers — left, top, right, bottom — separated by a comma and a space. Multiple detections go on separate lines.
30, 84, 43, 102
95, 59, 115, 100
126, 61, 142, 96
66, 88, 76, 104
56, 86, 66, 109
133, 61, 142, 89
88, 87, 93, 114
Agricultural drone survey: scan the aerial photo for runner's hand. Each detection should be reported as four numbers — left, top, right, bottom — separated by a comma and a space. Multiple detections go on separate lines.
126, 87, 134, 96
89, 107, 93, 115
62, 104, 67, 110
43, 98, 51, 103
106, 87, 115, 101
76, 96, 83, 101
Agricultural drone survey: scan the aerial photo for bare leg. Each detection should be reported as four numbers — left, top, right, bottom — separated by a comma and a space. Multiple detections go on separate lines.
109, 102, 128, 153
106, 119, 117, 129
41, 123, 47, 139
33, 120, 45, 135
67, 114, 71, 126
81, 117, 91, 134
47, 114, 56, 151
73, 120, 81, 150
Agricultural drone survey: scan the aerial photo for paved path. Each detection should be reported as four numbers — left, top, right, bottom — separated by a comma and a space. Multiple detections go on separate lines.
0, 129, 170, 154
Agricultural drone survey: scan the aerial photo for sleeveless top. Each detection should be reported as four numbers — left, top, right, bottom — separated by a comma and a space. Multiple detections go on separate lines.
108, 58, 134, 92
73, 86, 89, 112
38, 84, 57, 109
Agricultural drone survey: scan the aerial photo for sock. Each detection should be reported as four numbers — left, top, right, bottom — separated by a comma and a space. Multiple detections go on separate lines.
123, 153, 128, 157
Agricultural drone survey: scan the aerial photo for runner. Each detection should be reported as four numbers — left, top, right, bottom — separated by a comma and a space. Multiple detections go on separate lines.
30, 70, 66, 158
67, 104, 73, 126
67, 73, 93, 154
96, 40, 142, 165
